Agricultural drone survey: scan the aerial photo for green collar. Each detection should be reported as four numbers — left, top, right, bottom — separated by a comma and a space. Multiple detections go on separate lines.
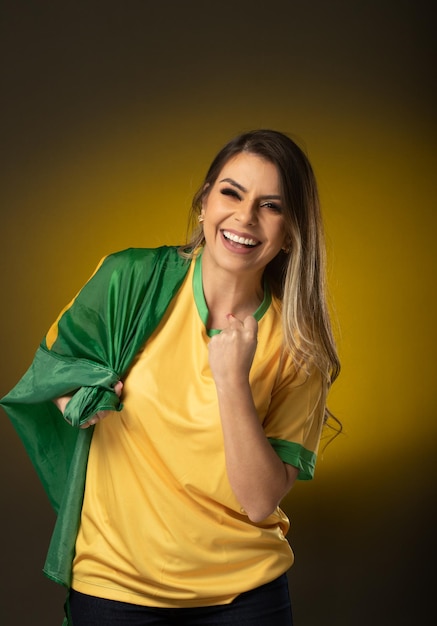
193, 249, 272, 337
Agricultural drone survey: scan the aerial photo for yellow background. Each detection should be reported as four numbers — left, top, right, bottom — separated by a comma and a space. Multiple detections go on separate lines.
0, 2, 435, 625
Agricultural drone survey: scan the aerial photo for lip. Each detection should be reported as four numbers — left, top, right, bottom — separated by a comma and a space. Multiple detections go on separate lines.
220, 229, 261, 253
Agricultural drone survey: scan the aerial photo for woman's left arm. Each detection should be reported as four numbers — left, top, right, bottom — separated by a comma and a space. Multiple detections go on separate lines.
208, 314, 298, 523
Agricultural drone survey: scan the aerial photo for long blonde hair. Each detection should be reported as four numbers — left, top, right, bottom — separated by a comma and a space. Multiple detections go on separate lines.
180, 130, 340, 426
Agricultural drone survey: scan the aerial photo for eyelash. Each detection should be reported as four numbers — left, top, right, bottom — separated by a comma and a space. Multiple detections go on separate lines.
221, 188, 241, 200
260, 201, 282, 213
220, 188, 282, 213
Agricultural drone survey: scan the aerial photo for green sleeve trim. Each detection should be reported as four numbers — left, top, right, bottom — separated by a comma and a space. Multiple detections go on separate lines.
268, 438, 317, 481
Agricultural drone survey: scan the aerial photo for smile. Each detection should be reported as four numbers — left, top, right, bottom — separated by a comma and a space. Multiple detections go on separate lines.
222, 230, 260, 247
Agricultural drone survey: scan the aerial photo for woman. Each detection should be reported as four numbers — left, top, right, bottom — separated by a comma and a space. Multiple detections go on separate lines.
1, 129, 340, 625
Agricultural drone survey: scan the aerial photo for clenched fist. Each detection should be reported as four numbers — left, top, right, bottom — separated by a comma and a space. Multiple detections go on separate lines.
208, 314, 258, 387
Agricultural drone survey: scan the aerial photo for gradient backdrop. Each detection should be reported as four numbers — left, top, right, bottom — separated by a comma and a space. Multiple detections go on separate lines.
0, 2, 435, 625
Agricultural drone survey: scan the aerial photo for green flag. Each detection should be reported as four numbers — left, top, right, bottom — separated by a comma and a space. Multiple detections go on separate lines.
0, 246, 190, 587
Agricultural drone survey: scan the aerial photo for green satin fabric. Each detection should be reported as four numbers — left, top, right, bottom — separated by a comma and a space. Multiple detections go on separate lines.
0, 246, 190, 589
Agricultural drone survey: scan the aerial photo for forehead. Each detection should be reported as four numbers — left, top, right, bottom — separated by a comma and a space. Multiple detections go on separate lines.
217, 152, 281, 191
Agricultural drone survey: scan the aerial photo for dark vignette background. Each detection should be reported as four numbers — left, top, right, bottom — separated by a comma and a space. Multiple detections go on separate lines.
0, 1, 435, 625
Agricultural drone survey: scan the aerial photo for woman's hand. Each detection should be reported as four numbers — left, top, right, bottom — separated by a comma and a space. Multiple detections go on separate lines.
208, 314, 258, 388
80, 380, 124, 428
53, 381, 124, 429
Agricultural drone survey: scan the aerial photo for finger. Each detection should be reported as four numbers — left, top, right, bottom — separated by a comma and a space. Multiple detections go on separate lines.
225, 313, 244, 328
243, 315, 258, 334
113, 381, 124, 397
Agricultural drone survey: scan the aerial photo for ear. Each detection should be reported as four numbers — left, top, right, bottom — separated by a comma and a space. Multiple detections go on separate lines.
282, 237, 291, 254
201, 183, 210, 211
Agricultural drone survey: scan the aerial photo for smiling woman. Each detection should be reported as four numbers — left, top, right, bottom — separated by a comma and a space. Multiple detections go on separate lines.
184, 129, 340, 383
1, 129, 340, 626
199, 153, 288, 326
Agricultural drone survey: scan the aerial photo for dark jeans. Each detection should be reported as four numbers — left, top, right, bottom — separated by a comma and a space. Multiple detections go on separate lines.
67, 574, 293, 625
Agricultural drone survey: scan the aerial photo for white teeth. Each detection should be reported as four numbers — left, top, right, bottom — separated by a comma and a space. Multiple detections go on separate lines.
223, 231, 258, 246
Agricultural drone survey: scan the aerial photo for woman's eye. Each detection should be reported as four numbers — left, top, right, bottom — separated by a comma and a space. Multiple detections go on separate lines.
221, 188, 241, 200
260, 201, 282, 213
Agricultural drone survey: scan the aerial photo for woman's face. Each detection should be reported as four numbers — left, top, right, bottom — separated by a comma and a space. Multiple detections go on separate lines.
201, 152, 287, 281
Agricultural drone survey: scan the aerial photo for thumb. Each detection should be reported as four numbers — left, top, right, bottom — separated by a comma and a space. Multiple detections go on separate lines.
243, 315, 258, 335
113, 381, 124, 397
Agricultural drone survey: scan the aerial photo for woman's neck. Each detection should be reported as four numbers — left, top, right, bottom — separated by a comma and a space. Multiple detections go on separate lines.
200, 252, 264, 330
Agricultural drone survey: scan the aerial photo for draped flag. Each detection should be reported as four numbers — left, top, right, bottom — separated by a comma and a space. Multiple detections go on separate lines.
0, 246, 190, 587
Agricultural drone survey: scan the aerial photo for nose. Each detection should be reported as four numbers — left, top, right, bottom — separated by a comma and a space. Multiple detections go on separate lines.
234, 200, 258, 225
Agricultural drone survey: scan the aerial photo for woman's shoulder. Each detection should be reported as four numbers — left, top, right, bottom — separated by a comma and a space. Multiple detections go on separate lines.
100, 246, 189, 275
107, 245, 180, 263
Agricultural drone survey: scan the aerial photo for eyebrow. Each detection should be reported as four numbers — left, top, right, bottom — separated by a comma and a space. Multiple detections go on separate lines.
219, 178, 282, 200
220, 178, 247, 192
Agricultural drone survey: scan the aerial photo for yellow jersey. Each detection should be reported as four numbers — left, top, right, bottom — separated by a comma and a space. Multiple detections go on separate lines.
72, 253, 325, 607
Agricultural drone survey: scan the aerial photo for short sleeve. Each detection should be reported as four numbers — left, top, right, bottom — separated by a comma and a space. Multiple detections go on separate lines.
264, 362, 326, 480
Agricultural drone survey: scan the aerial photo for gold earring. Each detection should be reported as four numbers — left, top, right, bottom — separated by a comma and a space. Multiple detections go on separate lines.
282, 245, 290, 254
198, 215, 204, 223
